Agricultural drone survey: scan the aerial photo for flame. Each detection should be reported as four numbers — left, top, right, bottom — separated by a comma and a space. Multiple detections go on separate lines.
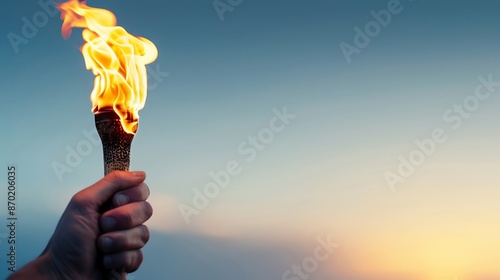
58, 0, 158, 134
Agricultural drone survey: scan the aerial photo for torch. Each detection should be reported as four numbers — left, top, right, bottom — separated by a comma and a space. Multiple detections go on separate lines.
58, 0, 158, 279
95, 111, 135, 175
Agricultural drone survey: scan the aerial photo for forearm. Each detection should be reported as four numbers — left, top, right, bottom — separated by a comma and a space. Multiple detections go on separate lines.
7, 255, 58, 280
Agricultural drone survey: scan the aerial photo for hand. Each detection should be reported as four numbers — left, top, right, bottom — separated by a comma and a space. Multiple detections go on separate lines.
8, 171, 153, 280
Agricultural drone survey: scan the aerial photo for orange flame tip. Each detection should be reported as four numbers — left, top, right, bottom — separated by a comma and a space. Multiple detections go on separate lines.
58, 0, 158, 134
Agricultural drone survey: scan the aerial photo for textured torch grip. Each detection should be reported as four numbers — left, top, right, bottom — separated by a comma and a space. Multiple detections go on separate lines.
95, 111, 135, 280
95, 112, 134, 175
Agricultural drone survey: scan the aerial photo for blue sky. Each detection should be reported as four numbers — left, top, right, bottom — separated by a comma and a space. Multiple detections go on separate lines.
2, 0, 500, 279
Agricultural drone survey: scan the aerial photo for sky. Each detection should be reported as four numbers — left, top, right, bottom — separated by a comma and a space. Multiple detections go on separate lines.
1, 0, 500, 279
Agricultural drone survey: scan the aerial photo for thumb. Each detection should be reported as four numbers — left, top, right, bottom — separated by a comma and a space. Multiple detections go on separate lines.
76, 171, 146, 209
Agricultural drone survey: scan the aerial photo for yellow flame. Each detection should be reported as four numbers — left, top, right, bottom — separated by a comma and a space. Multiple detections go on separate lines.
58, 0, 158, 134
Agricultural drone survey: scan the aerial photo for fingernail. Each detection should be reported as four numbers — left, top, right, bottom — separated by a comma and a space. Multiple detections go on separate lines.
115, 194, 129, 206
103, 217, 116, 231
102, 237, 113, 250
104, 255, 112, 268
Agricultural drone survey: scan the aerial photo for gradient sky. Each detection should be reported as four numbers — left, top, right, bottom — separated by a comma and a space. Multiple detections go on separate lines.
2, 0, 500, 279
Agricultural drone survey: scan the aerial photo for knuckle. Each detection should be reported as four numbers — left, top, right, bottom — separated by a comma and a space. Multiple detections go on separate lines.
140, 225, 150, 244
127, 250, 143, 273
106, 170, 124, 182
144, 183, 151, 199
124, 211, 135, 228
135, 250, 144, 270
70, 192, 87, 207
121, 234, 132, 249
143, 201, 153, 218
123, 227, 147, 249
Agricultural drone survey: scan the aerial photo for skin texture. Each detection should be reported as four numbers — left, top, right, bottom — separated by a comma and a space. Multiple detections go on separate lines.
7, 171, 153, 280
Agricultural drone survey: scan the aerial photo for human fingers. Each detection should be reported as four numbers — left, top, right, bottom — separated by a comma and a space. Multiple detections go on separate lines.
100, 201, 153, 233
72, 171, 146, 209
103, 250, 144, 273
111, 182, 150, 208
98, 225, 150, 254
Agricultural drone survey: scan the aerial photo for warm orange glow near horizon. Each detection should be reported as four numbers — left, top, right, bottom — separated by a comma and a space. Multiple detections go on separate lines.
58, 0, 158, 134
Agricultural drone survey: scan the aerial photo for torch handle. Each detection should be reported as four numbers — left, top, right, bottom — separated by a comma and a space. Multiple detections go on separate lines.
96, 112, 135, 280
104, 163, 129, 280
